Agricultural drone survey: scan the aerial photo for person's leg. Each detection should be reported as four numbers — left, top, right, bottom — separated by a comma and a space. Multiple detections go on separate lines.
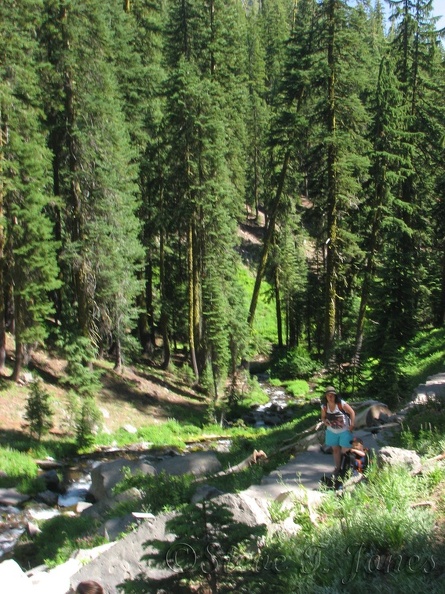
338, 431, 354, 474
325, 429, 342, 472
332, 445, 342, 472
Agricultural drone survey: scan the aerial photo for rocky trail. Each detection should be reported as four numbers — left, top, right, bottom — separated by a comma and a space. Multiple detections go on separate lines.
2, 371, 445, 593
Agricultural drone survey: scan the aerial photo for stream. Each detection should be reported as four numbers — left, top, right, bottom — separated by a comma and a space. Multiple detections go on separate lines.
0, 378, 294, 561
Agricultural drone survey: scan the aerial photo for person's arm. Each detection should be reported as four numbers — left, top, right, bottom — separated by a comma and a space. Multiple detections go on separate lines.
321, 406, 330, 426
343, 402, 355, 431
349, 446, 365, 457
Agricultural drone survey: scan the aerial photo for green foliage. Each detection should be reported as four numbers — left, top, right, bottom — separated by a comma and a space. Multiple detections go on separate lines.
263, 465, 439, 593
75, 396, 102, 452
237, 265, 278, 349
32, 515, 105, 568
61, 337, 103, 398
119, 500, 268, 594
268, 500, 290, 523
270, 346, 318, 380
59, 336, 103, 451
400, 328, 445, 393
0, 447, 42, 493
24, 380, 54, 441
114, 469, 195, 514
281, 379, 310, 399
229, 375, 269, 411
399, 394, 445, 450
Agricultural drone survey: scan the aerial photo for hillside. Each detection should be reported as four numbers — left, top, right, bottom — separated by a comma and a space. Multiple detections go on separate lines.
0, 215, 268, 440
0, 335, 209, 439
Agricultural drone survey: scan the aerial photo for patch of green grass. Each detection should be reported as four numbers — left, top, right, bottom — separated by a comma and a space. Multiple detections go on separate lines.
263, 464, 440, 592
0, 447, 40, 492
281, 379, 310, 398
401, 327, 445, 392
114, 469, 196, 514
31, 515, 106, 568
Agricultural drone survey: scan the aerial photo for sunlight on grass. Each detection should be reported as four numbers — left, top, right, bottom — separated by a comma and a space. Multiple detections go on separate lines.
237, 264, 278, 346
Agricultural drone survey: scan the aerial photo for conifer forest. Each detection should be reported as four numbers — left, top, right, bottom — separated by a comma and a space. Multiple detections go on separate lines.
1, 0, 445, 404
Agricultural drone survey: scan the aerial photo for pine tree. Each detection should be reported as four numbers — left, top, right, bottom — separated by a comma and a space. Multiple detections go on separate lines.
0, 0, 61, 379
40, 0, 144, 367
162, 0, 249, 385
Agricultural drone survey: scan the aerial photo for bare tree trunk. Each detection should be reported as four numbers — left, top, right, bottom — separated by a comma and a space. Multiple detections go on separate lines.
274, 266, 283, 347
188, 222, 199, 379
11, 295, 25, 381
324, 0, 338, 360
248, 149, 291, 327
0, 116, 7, 371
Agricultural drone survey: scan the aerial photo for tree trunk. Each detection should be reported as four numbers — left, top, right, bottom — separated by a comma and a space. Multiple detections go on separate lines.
274, 266, 283, 347
248, 149, 291, 327
188, 222, 199, 379
0, 118, 6, 371
11, 295, 25, 381
159, 229, 171, 370
114, 336, 122, 373
323, 0, 338, 359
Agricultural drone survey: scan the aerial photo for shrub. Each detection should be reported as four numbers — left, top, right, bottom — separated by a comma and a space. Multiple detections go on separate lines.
270, 346, 317, 380
24, 380, 54, 441
75, 396, 102, 451
114, 469, 196, 514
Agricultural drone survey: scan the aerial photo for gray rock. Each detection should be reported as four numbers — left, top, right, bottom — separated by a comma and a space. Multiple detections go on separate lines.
69, 512, 177, 594
191, 484, 225, 503
35, 489, 59, 506
0, 559, 34, 593
377, 446, 422, 474
353, 401, 393, 428
41, 469, 61, 491
90, 459, 156, 501
99, 514, 137, 541
155, 450, 222, 477
0, 488, 30, 506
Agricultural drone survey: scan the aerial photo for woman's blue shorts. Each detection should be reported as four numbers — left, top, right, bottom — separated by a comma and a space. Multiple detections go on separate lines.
325, 429, 353, 448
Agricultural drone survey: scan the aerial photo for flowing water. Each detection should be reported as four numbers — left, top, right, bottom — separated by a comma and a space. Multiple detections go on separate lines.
0, 379, 289, 560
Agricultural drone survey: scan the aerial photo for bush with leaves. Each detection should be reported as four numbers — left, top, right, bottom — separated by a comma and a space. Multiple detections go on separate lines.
24, 379, 54, 441
260, 465, 442, 593
270, 346, 318, 380
113, 469, 195, 514
59, 336, 103, 451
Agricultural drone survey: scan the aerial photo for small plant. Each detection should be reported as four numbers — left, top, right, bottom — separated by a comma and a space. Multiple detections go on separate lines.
75, 395, 102, 451
24, 379, 54, 441
270, 346, 317, 380
114, 469, 196, 514
268, 500, 290, 523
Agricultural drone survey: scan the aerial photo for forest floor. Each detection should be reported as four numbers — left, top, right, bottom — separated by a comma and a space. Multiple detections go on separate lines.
0, 212, 267, 439
0, 333, 210, 439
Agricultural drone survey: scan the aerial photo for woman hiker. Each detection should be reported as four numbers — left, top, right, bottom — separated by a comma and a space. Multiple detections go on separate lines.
321, 386, 355, 476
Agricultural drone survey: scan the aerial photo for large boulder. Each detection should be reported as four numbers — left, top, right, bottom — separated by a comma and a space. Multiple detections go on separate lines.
377, 446, 422, 474
353, 400, 394, 428
69, 491, 269, 594
155, 450, 222, 477
0, 487, 31, 506
90, 459, 156, 501
0, 560, 34, 593
69, 511, 177, 594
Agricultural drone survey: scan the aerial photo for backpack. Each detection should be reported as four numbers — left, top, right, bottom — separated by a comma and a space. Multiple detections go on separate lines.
322, 400, 351, 429
320, 449, 369, 491
338, 447, 370, 477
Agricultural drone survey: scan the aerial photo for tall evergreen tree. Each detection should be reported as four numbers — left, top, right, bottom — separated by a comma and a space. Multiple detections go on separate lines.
0, 0, 60, 379
40, 0, 144, 367
162, 0, 249, 387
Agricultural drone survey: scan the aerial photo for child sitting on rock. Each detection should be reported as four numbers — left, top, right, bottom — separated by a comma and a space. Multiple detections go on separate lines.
347, 437, 369, 475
